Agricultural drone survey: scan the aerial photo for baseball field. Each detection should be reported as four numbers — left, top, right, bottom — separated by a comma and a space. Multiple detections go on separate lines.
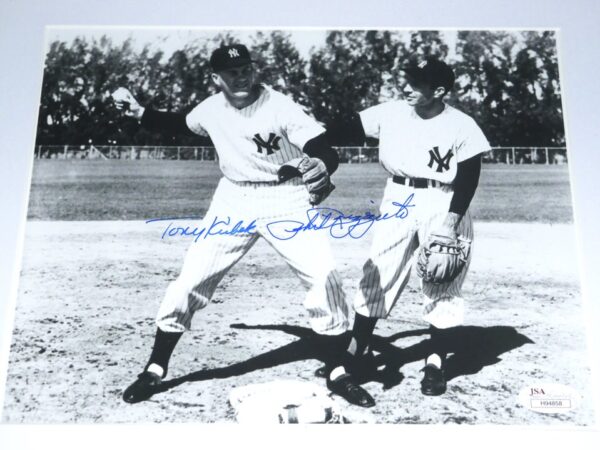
1, 161, 595, 424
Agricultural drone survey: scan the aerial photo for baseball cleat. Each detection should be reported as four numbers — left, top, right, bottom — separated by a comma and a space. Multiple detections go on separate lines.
327, 374, 376, 408
420, 364, 447, 396
122, 371, 162, 404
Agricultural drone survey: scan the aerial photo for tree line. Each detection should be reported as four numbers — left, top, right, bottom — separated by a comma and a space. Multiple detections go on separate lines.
36, 30, 565, 148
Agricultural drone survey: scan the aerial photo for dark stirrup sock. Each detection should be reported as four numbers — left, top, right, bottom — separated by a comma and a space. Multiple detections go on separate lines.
144, 327, 183, 377
319, 333, 352, 380
427, 326, 448, 368
347, 314, 378, 357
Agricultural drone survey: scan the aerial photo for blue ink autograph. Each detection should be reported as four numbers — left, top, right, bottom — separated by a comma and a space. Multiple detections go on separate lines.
146, 194, 415, 242
146, 216, 257, 242
266, 194, 415, 240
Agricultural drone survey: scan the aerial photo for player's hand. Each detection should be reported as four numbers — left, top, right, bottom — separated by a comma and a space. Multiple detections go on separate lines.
111, 87, 145, 121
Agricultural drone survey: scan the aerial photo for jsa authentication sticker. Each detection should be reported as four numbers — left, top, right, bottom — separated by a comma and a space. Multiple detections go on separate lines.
518, 383, 581, 414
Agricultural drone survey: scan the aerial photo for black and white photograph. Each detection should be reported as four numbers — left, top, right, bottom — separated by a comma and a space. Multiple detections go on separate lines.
0, 26, 595, 425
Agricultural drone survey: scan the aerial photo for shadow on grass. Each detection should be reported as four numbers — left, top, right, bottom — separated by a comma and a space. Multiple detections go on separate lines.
156, 323, 533, 396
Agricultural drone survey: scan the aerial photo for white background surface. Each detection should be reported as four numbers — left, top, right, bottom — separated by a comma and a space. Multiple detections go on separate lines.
0, 0, 599, 448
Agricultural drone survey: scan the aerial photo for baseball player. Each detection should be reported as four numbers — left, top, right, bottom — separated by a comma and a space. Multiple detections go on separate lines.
327, 58, 490, 400
113, 44, 373, 407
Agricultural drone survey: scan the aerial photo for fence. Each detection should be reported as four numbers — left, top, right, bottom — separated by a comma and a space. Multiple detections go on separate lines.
34, 145, 568, 165
483, 147, 567, 165
34, 145, 218, 161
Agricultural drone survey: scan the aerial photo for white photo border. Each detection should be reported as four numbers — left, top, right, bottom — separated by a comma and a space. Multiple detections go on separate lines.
0, 0, 599, 448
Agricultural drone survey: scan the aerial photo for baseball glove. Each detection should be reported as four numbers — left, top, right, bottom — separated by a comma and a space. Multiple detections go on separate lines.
278, 156, 335, 205
416, 233, 472, 284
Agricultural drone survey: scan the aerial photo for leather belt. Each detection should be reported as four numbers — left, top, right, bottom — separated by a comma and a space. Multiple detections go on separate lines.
392, 175, 443, 188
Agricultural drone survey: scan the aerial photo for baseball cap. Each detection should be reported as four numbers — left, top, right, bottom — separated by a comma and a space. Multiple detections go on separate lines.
210, 44, 253, 72
401, 58, 455, 92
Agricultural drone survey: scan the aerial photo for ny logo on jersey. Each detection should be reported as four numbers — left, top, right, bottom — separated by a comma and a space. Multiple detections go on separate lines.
228, 48, 240, 58
427, 146, 454, 172
253, 133, 281, 155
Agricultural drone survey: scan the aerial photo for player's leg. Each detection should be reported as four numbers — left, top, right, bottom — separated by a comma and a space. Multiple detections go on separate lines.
123, 230, 258, 403
350, 183, 421, 368
123, 180, 260, 403
418, 209, 473, 330
123, 231, 258, 403
417, 208, 474, 395
261, 212, 349, 335
261, 217, 377, 407
156, 230, 259, 333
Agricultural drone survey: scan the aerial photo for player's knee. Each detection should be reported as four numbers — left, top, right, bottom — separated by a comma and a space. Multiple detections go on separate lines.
188, 289, 210, 310
155, 310, 190, 333
303, 268, 339, 289
322, 270, 345, 296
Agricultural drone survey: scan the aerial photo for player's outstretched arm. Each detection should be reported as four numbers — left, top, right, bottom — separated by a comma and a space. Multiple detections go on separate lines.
325, 112, 367, 147
140, 109, 196, 137
111, 87, 196, 137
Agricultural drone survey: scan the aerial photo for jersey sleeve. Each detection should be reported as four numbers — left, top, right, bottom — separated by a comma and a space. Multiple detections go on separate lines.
358, 102, 390, 139
279, 97, 325, 149
456, 117, 491, 162
184, 101, 210, 137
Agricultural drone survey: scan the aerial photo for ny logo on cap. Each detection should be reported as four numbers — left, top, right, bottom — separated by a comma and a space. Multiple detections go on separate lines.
427, 146, 454, 172
418, 61, 428, 69
228, 48, 240, 58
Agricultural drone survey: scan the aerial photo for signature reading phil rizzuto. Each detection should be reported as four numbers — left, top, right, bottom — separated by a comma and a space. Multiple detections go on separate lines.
146, 194, 416, 242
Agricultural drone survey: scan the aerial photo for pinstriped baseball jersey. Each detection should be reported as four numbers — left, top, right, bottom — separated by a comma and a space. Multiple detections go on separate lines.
359, 101, 490, 183
353, 100, 487, 328
153, 82, 349, 337
185, 84, 325, 182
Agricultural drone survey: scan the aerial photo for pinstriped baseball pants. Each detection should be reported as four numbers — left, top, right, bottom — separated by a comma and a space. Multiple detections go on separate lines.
156, 177, 349, 335
353, 178, 474, 329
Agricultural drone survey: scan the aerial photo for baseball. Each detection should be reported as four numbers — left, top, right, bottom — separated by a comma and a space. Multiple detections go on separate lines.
111, 87, 135, 104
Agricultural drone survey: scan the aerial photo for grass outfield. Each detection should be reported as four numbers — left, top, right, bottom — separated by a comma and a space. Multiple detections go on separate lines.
27, 160, 574, 223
